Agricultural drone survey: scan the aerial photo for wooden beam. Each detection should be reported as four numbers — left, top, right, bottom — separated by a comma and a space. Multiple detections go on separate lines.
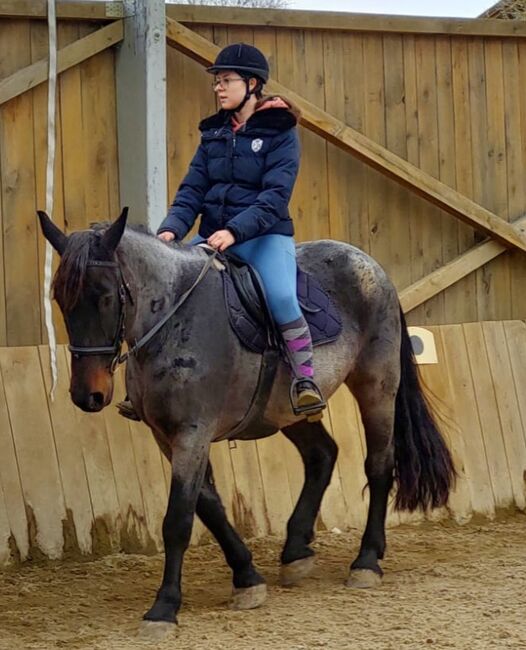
0, 1, 125, 20
166, 4, 526, 38
166, 18, 526, 254
400, 215, 526, 313
116, 0, 168, 232
0, 21, 124, 106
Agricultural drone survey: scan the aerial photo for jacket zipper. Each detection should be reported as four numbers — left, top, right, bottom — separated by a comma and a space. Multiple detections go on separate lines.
220, 133, 236, 226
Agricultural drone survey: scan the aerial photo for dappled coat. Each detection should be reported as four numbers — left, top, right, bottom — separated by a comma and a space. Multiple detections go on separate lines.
157, 97, 301, 244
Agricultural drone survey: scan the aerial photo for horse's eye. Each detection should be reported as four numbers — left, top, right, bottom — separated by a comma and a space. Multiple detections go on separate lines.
98, 294, 114, 310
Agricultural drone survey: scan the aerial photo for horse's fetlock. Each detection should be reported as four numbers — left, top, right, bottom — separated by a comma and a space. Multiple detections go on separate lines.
231, 548, 253, 571
144, 594, 180, 624
233, 567, 265, 589
281, 542, 314, 565
350, 557, 383, 576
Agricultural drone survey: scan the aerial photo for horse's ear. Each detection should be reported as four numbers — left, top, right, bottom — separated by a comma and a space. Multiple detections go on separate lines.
101, 207, 129, 254
37, 211, 67, 256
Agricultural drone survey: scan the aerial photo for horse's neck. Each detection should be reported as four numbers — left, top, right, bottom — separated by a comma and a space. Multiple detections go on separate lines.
119, 233, 203, 341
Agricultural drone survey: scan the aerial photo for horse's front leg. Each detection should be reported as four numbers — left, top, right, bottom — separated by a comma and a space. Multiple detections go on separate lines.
143, 430, 209, 626
196, 462, 267, 610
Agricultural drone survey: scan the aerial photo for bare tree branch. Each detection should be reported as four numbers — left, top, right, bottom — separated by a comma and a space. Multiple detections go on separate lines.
168, 0, 290, 9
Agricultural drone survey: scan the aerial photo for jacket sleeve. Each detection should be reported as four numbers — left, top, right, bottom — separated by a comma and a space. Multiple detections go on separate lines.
225, 128, 300, 243
157, 142, 210, 240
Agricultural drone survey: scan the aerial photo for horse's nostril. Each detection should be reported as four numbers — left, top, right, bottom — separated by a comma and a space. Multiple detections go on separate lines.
89, 392, 104, 410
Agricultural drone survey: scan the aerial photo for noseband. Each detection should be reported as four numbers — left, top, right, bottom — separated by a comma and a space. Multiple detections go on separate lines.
68, 252, 218, 374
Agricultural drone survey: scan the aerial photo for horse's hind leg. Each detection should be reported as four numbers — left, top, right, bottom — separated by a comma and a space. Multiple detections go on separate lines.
196, 462, 267, 610
280, 420, 338, 585
346, 372, 397, 589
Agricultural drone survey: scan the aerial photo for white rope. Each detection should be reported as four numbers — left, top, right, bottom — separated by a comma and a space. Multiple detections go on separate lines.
44, 0, 58, 400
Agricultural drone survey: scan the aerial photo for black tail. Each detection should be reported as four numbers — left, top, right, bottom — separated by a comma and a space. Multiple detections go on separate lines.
393, 308, 455, 511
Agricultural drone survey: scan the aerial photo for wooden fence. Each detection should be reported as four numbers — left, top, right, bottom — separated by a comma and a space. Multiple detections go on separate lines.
0, 17, 120, 347
0, 320, 525, 566
0, 4, 526, 566
166, 9, 526, 327
0, 6, 525, 347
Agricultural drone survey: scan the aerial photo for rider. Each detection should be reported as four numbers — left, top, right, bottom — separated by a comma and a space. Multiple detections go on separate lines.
120, 43, 324, 419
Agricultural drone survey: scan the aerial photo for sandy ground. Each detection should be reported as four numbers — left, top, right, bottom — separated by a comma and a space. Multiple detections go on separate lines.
0, 516, 525, 650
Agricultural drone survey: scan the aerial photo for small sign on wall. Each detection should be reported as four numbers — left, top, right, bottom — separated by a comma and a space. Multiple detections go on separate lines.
407, 327, 438, 365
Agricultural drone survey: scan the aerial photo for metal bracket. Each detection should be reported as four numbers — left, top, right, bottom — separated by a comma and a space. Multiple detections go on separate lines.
105, 1, 135, 18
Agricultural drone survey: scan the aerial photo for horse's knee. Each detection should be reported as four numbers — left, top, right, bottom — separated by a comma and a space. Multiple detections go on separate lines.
301, 442, 336, 487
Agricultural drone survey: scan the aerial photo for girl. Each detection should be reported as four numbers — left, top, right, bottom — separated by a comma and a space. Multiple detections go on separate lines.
121, 43, 324, 420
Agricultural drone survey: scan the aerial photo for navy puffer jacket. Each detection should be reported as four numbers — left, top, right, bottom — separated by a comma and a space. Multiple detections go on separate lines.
157, 97, 300, 244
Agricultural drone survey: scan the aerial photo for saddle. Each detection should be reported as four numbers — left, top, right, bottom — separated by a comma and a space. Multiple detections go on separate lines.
208, 249, 342, 440
222, 253, 342, 354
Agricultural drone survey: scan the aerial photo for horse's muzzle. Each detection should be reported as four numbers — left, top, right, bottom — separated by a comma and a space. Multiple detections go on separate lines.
72, 390, 107, 412
70, 360, 114, 412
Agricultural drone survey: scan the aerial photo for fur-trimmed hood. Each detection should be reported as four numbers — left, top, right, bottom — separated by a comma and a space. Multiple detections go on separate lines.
199, 95, 301, 133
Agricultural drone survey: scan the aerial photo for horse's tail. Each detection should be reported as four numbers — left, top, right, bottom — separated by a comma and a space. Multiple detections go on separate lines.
393, 307, 455, 512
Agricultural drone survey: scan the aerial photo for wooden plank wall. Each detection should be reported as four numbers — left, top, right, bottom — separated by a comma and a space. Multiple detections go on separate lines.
0, 18, 525, 345
0, 18, 119, 347
167, 25, 526, 326
0, 320, 525, 566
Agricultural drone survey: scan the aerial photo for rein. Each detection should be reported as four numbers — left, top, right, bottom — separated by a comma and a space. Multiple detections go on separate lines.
68, 251, 218, 373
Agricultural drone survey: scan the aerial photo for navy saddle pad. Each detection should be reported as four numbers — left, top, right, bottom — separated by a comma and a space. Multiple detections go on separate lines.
222, 257, 342, 354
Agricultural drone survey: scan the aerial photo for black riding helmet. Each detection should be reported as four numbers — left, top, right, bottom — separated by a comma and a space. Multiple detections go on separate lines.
207, 43, 270, 112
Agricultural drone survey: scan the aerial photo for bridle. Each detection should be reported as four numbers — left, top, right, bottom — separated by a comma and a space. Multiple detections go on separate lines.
67, 252, 218, 374
67, 260, 132, 374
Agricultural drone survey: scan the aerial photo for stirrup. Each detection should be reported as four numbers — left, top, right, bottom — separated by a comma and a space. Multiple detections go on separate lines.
116, 399, 141, 421
290, 378, 326, 422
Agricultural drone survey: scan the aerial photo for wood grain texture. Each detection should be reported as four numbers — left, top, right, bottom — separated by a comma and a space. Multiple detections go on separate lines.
167, 5, 526, 38
1, 321, 526, 563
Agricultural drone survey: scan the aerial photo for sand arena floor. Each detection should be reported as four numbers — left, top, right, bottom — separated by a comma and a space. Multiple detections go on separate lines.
0, 516, 525, 650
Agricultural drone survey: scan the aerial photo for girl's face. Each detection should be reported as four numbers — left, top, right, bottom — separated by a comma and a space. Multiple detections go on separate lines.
212, 70, 256, 110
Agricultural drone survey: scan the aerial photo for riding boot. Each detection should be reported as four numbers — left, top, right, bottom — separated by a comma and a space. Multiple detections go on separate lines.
116, 396, 141, 421
293, 378, 326, 421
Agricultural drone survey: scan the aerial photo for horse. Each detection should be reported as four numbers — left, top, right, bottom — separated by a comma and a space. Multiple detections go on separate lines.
38, 208, 455, 639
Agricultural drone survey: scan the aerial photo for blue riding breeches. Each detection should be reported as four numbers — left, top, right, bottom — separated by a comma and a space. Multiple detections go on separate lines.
189, 234, 302, 325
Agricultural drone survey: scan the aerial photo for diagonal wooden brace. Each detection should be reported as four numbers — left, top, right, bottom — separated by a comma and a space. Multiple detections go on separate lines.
400, 215, 526, 313
0, 20, 124, 107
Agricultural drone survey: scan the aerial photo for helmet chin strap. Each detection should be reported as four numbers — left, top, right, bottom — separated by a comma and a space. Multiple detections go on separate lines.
232, 78, 254, 114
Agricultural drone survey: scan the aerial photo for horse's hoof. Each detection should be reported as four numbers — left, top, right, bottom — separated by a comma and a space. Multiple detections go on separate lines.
137, 620, 176, 642
280, 555, 316, 586
229, 583, 267, 610
345, 568, 382, 589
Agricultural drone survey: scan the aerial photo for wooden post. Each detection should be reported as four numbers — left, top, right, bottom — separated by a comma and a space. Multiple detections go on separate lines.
115, 0, 167, 232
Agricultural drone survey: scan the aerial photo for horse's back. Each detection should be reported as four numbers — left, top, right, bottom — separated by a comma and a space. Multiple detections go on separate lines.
296, 239, 399, 318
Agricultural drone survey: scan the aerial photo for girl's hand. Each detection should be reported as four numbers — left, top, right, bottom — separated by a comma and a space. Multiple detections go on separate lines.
158, 231, 176, 243
207, 230, 236, 252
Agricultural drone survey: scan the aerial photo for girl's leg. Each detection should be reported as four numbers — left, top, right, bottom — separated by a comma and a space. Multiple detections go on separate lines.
229, 236, 320, 405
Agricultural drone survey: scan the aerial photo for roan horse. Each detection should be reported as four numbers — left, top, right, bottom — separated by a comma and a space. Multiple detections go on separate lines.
38, 208, 454, 638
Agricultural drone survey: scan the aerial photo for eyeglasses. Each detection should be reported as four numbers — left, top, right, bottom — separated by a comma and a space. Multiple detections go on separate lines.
211, 76, 245, 90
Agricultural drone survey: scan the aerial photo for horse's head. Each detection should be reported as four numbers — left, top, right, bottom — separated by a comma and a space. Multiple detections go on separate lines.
38, 208, 129, 412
